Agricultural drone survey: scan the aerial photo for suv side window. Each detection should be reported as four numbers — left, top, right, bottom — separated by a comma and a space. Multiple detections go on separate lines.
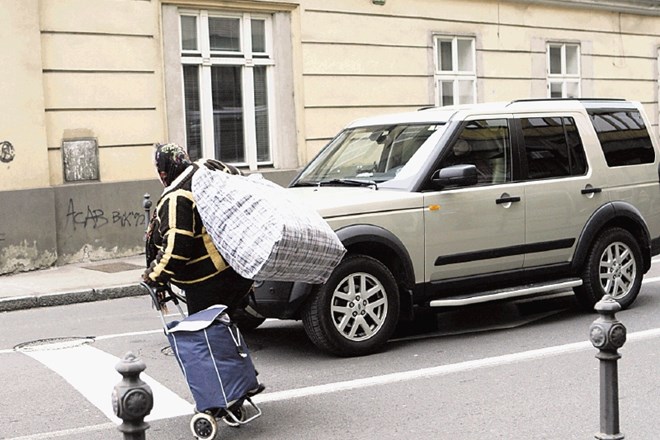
442, 119, 511, 185
521, 117, 587, 180
588, 109, 655, 167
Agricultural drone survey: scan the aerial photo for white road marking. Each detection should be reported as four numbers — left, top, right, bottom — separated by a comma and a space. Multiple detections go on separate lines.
253, 327, 660, 404
23, 344, 192, 423
6, 327, 660, 440
6, 423, 116, 440
642, 275, 660, 284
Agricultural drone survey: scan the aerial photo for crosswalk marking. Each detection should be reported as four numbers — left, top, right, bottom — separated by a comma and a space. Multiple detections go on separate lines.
24, 344, 192, 423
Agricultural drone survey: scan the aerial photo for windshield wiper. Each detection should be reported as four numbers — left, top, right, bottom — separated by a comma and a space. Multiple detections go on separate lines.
318, 178, 378, 190
290, 180, 319, 187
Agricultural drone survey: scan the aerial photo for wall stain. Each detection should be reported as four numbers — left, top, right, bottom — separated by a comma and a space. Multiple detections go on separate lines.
0, 240, 57, 274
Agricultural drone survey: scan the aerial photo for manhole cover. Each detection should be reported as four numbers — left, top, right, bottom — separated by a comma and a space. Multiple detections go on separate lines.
84, 262, 143, 273
14, 336, 96, 352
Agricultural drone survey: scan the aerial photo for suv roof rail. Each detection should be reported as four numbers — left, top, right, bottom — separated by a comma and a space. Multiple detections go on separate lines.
507, 97, 626, 106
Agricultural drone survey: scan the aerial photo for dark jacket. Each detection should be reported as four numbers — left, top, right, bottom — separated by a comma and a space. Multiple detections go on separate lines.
145, 163, 228, 286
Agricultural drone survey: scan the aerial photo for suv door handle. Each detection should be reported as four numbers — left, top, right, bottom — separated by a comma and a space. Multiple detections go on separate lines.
581, 187, 602, 195
495, 195, 521, 205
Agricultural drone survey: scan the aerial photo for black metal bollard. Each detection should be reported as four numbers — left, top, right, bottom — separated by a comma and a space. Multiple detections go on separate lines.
142, 193, 152, 233
589, 295, 626, 440
112, 352, 153, 440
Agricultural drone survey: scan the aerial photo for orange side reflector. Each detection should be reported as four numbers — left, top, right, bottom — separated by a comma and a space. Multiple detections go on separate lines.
428, 204, 440, 211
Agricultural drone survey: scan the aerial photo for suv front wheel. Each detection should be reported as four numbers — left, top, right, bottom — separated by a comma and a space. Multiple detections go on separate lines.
574, 227, 643, 310
302, 255, 400, 357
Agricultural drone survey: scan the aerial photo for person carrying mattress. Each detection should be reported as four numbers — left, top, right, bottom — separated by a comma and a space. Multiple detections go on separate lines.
142, 142, 254, 315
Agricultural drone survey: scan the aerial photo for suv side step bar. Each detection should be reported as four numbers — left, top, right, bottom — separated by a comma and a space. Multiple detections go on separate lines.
429, 278, 583, 307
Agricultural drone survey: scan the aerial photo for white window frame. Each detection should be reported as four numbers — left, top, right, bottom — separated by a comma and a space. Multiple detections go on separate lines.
433, 35, 477, 106
547, 42, 581, 98
179, 9, 276, 170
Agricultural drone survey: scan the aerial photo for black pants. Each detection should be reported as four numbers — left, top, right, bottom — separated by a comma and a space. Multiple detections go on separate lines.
183, 268, 254, 315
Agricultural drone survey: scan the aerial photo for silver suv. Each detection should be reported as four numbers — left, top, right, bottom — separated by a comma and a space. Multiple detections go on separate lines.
250, 98, 660, 356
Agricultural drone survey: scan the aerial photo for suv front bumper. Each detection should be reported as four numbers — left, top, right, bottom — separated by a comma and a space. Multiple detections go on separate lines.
251, 280, 314, 319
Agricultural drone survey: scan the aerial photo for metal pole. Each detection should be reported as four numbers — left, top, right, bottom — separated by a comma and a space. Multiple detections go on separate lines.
589, 295, 626, 440
142, 193, 152, 234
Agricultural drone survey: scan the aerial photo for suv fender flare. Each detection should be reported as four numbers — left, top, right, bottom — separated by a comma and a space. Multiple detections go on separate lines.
572, 201, 652, 273
287, 224, 416, 319
334, 224, 416, 288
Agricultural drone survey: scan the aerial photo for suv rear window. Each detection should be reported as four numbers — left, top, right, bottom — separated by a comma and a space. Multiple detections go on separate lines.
587, 109, 655, 167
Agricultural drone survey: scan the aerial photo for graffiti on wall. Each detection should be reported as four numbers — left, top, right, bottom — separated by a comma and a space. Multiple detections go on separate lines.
65, 198, 147, 231
0, 141, 16, 163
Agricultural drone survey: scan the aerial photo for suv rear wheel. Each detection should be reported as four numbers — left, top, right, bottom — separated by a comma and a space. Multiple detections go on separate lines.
302, 255, 400, 357
574, 227, 643, 310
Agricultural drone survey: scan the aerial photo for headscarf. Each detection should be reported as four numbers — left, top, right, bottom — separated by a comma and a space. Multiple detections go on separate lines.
154, 143, 191, 186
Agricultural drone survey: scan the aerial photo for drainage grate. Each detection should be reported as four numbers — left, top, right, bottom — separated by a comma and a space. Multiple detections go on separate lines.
14, 336, 96, 352
84, 262, 143, 273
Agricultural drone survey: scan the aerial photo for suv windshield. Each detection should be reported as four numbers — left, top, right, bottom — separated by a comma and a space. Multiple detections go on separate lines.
293, 123, 445, 186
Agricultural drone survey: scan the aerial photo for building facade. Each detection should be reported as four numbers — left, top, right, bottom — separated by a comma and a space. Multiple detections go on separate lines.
1, 0, 659, 274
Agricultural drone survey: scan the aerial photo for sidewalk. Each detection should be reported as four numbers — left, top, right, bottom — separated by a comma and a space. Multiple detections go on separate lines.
0, 255, 147, 312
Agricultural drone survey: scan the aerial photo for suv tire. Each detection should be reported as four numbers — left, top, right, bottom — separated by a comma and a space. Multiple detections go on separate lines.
574, 227, 643, 310
302, 255, 400, 357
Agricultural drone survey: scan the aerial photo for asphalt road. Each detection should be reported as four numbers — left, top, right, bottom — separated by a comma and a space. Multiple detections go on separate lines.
1, 262, 659, 440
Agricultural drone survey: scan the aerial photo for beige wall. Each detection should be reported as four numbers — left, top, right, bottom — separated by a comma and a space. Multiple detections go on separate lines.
40, 0, 166, 184
0, 0, 50, 191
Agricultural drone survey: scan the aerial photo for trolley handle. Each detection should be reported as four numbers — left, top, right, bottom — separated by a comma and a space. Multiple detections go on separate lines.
139, 282, 186, 332
139, 282, 184, 309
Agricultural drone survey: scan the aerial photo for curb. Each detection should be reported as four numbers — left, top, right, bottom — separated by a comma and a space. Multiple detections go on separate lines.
0, 284, 145, 312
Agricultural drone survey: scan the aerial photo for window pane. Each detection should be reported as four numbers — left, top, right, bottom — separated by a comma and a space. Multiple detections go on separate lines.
588, 110, 655, 167
443, 119, 510, 185
458, 80, 474, 104
438, 40, 453, 71
457, 39, 473, 72
550, 82, 563, 98
251, 19, 266, 53
549, 46, 561, 74
522, 117, 571, 179
181, 16, 198, 51
183, 65, 202, 161
566, 81, 579, 98
211, 66, 244, 162
566, 45, 579, 75
209, 17, 240, 51
254, 66, 271, 162
439, 80, 454, 106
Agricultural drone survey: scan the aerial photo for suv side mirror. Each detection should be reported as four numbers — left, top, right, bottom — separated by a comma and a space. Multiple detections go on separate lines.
432, 164, 478, 188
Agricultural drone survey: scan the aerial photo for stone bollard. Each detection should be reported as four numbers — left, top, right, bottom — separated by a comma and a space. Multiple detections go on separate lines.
112, 352, 153, 440
589, 295, 626, 440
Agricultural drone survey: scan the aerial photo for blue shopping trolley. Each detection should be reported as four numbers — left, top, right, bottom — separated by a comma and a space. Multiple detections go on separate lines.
141, 282, 263, 439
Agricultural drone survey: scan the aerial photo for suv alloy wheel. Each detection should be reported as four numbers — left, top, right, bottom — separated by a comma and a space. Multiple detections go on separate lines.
302, 255, 400, 356
574, 227, 643, 310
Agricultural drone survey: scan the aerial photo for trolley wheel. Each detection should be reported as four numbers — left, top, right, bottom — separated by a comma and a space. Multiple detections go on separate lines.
191, 412, 218, 439
222, 405, 247, 427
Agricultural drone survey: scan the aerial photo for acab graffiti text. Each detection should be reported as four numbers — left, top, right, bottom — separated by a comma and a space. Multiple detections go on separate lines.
66, 199, 146, 230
